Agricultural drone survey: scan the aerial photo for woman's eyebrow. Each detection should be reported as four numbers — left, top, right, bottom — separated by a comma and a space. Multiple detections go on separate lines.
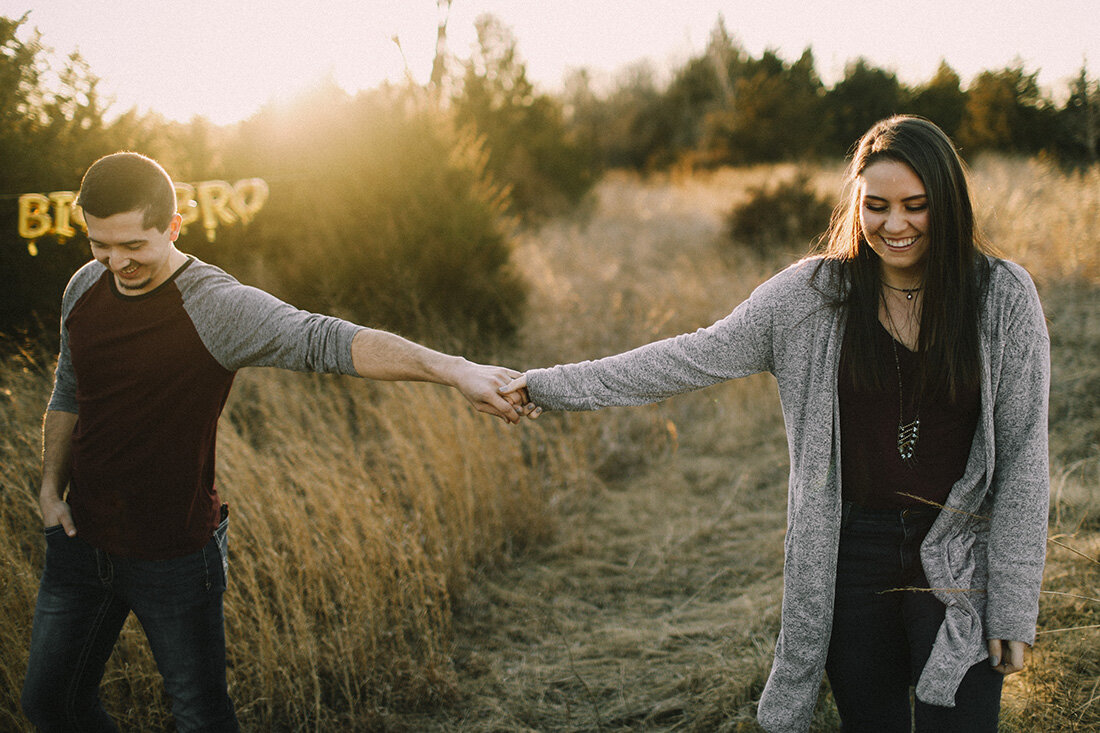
862, 193, 928, 202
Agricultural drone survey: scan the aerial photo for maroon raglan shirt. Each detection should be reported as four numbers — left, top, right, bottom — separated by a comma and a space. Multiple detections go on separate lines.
49, 257, 363, 560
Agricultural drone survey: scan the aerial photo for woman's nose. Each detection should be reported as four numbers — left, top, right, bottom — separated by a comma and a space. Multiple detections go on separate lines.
884, 208, 908, 233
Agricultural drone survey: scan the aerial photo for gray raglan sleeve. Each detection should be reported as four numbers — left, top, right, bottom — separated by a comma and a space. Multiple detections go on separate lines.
47, 261, 106, 414
179, 263, 364, 375
526, 268, 788, 411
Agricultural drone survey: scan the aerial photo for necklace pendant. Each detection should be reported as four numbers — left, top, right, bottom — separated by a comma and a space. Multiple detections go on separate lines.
897, 419, 920, 461
906, 292, 913, 300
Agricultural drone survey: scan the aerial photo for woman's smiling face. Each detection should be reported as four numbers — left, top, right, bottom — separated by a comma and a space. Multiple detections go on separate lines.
859, 159, 930, 287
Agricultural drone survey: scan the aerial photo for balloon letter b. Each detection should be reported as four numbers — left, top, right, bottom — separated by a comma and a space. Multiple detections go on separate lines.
18, 194, 52, 240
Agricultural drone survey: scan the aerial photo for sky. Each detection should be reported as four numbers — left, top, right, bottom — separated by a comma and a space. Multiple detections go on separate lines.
5, 1, 1099, 126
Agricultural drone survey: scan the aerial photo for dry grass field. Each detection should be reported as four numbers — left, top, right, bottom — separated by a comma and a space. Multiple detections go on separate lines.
1, 158, 1097, 731
0, 363, 590, 730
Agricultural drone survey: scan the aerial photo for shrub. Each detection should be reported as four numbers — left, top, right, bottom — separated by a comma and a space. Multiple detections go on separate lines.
209, 83, 526, 351
725, 172, 834, 254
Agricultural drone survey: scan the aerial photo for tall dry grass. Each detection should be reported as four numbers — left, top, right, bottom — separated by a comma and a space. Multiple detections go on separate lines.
514, 167, 794, 481
973, 155, 1100, 285
0, 356, 588, 730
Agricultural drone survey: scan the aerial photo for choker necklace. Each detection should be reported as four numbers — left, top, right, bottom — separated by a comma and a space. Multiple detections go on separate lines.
880, 281, 924, 299
882, 281, 923, 301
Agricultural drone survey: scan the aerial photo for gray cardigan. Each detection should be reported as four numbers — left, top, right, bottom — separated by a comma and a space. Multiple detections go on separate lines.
526, 256, 1050, 733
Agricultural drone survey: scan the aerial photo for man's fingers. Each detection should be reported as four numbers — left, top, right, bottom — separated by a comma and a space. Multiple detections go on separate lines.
485, 392, 541, 423
61, 513, 77, 537
41, 498, 78, 537
456, 367, 540, 423
485, 393, 522, 423
501, 388, 528, 406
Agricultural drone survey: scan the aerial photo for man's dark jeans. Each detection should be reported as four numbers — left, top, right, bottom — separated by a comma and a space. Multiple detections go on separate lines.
825, 502, 1003, 733
21, 516, 238, 732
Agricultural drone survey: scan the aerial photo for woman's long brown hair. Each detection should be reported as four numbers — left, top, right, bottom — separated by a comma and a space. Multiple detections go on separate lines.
815, 115, 990, 402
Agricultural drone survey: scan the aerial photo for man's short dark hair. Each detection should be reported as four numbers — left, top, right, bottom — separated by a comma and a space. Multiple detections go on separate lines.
77, 152, 177, 232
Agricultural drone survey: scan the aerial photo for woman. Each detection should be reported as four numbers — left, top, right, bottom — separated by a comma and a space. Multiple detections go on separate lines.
502, 116, 1049, 732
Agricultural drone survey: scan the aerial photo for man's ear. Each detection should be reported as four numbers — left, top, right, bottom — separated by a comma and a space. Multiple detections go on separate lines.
168, 211, 183, 242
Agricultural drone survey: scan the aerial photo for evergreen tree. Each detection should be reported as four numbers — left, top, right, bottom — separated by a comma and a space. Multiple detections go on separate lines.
909, 61, 967, 140
1059, 63, 1099, 163
451, 14, 593, 217
959, 64, 1056, 154
603, 61, 668, 170
825, 58, 906, 154
702, 47, 828, 164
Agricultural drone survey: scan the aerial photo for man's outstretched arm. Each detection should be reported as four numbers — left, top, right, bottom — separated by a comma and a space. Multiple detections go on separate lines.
351, 329, 531, 423
181, 267, 537, 422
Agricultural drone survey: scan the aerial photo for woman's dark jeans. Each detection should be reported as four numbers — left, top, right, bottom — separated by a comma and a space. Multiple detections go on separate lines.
826, 502, 1003, 733
21, 517, 237, 732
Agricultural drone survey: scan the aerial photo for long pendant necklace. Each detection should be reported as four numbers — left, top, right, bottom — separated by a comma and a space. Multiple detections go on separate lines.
891, 338, 920, 464
882, 289, 920, 465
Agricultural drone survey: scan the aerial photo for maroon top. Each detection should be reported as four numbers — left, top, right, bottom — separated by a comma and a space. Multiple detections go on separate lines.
62, 265, 235, 558
51, 258, 362, 559
838, 322, 980, 509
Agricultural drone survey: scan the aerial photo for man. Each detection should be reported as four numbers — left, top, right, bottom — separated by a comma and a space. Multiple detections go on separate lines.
21, 151, 534, 731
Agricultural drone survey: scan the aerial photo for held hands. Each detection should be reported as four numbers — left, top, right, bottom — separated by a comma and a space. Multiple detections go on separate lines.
988, 639, 1029, 675
498, 373, 541, 421
452, 363, 541, 424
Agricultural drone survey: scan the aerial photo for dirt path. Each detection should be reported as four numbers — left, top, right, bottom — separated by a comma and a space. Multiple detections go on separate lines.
394, 384, 816, 732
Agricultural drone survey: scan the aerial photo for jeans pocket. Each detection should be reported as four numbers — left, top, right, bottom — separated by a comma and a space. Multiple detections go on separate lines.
43, 524, 77, 550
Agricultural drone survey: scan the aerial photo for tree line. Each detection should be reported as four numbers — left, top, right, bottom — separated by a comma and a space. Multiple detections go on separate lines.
2, 12, 1098, 347
564, 19, 1099, 170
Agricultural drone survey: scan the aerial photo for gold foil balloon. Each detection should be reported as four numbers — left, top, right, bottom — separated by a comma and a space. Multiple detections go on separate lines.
18, 179, 268, 245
